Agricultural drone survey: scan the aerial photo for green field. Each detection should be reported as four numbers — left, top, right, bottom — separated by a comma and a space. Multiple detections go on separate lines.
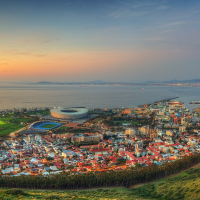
10, 118, 35, 124
59, 126, 70, 130
0, 114, 18, 118
0, 121, 6, 125
0, 117, 13, 122
0, 122, 24, 136
40, 124, 57, 129
0, 115, 28, 136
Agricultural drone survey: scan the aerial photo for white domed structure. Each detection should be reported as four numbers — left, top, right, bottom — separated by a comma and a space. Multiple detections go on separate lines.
50, 107, 88, 119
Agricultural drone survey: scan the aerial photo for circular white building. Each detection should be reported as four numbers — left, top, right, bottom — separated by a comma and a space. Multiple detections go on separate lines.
50, 107, 88, 119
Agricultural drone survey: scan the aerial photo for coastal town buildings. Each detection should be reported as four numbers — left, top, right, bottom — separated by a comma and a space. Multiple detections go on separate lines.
0, 101, 200, 176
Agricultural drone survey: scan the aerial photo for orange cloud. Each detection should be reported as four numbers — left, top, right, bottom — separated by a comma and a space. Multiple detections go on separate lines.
0, 47, 193, 81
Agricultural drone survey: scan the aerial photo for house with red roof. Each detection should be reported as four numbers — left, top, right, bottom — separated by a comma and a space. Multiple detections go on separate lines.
85, 166, 94, 171
126, 160, 138, 166
78, 162, 84, 167
101, 164, 108, 169
121, 151, 136, 160
146, 161, 152, 166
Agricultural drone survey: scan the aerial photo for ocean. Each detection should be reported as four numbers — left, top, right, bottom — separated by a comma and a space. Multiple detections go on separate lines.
0, 84, 199, 111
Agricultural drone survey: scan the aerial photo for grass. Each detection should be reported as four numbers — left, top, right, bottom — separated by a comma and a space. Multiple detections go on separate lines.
131, 165, 200, 200
0, 122, 24, 136
59, 126, 70, 130
0, 115, 34, 136
0, 121, 6, 125
2, 164, 200, 199
0, 188, 139, 200
10, 118, 35, 124
0, 117, 13, 122
40, 124, 58, 129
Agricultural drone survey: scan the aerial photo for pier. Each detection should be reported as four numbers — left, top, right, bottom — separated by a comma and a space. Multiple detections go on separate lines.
138, 96, 179, 108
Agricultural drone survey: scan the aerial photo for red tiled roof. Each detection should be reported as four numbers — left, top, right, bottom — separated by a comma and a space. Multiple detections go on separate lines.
123, 151, 136, 160
78, 162, 84, 166
146, 161, 152, 165
54, 162, 63, 166
126, 160, 137, 164
86, 166, 93, 169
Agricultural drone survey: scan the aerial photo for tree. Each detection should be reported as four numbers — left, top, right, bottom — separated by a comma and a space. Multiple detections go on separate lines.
67, 165, 74, 170
46, 157, 54, 161
116, 158, 126, 165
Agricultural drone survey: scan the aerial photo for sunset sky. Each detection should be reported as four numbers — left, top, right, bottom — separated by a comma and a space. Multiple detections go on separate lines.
0, 0, 200, 82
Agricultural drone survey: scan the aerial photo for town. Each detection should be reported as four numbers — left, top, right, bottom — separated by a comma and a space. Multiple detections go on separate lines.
0, 100, 200, 176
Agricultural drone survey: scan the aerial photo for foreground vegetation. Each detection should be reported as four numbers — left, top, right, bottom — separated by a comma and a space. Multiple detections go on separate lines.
0, 188, 136, 200
2, 164, 200, 199
131, 166, 200, 200
1, 153, 200, 191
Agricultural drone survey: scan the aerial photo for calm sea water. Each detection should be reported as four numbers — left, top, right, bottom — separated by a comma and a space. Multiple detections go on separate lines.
0, 84, 199, 111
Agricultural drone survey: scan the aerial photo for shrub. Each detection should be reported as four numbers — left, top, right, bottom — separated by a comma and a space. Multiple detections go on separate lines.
45, 194, 60, 199
4, 189, 26, 196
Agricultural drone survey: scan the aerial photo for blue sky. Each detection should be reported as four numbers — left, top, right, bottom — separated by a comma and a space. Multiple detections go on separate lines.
0, 0, 200, 82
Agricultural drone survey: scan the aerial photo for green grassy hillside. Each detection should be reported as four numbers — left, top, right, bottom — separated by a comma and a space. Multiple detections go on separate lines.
1, 164, 200, 199
131, 165, 200, 200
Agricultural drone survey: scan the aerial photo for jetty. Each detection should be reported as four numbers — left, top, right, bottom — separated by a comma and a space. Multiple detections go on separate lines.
138, 96, 179, 108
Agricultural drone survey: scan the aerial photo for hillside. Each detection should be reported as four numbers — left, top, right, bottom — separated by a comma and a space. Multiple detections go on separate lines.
1, 164, 200, 200
131, 164, 200, 200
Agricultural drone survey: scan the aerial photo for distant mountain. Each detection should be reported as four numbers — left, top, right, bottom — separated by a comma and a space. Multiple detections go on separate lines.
35, 78, 200, 85
142, 81, 159, 84
36, 80, 113, 85
36, 81, 55, 84
86, 80, 109, 84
